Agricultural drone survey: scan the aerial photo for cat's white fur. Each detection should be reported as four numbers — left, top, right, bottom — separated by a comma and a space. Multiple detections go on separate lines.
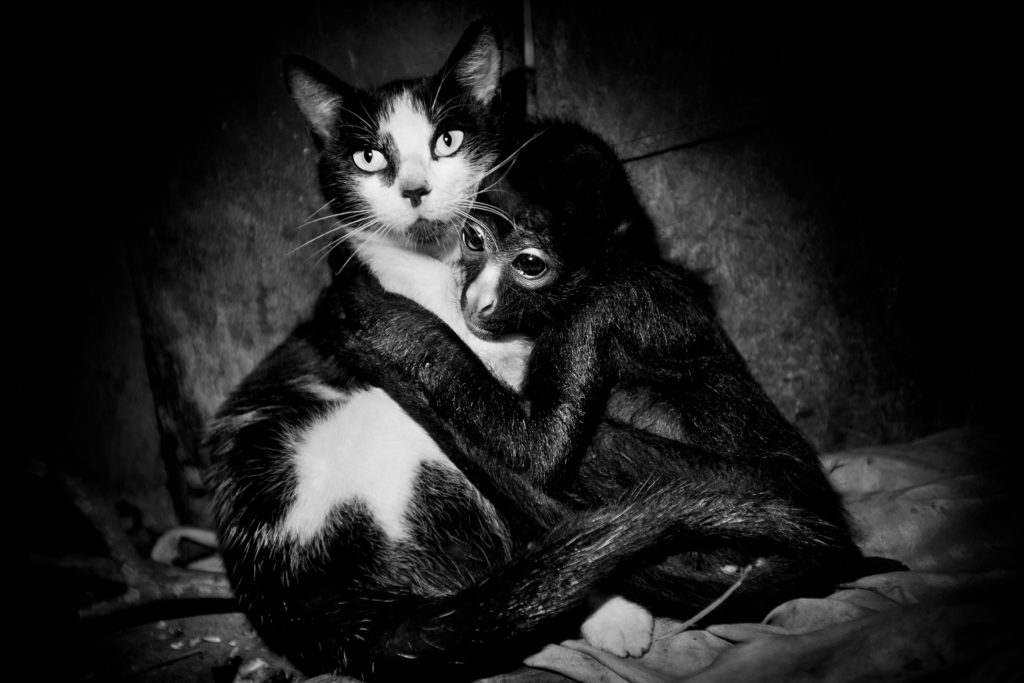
283, 387, 450, 542
282, 95, 530, 545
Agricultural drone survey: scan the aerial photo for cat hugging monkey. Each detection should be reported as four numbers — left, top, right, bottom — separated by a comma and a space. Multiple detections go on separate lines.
207, 19, 890, 682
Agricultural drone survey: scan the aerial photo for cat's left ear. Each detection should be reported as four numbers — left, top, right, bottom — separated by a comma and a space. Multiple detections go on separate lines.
283, 54, 354, 144
442, 19, 503, 104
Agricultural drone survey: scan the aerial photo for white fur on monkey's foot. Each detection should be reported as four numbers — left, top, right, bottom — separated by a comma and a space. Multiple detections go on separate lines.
581, 596, 654, 658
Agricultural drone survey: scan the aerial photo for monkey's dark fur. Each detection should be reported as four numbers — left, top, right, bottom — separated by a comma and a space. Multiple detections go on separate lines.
339, 119, 902, 626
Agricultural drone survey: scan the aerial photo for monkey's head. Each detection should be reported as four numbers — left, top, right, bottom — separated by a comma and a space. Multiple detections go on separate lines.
456, 188, 565, 339
457, 120, 657, 339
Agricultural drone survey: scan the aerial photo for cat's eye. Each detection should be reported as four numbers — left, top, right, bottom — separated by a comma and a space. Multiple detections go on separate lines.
512, 251, 548, 279
434, 130, 464, 157
353, 148, 388, 172
461, 225, 485, 252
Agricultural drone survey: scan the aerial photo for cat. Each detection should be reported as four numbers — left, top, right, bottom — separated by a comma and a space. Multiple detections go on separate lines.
204, 22, 821, 680
333, 118, 895, 654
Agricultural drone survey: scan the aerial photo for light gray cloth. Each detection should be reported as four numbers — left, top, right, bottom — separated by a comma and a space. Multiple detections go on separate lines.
514, 430, 1022, 682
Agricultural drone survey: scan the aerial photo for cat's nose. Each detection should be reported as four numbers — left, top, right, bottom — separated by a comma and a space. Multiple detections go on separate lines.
401, 185, 431, 208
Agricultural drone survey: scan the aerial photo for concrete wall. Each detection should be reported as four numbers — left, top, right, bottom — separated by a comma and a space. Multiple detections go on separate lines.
531, 4, 964, 447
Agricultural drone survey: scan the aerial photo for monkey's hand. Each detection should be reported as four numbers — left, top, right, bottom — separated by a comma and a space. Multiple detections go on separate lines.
323, 273, 463, 389
327, 266, 397, 321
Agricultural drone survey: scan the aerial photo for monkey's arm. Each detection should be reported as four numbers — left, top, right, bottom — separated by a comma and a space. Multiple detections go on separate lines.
333, 276, 609, 487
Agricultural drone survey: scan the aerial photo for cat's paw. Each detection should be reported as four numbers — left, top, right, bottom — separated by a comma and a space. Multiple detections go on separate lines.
580, 596, 654, 658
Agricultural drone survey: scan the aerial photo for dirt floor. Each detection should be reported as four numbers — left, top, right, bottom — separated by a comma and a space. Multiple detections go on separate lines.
78, 613, 305, 682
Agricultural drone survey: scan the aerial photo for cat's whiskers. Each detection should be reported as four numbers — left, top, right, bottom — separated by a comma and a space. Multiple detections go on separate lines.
288, 213, 380, 256
312, 228, 367, 269
337, 102, 378, 135
476, 161, 520, 196
430, 97, 472, 125
455, 195, 516, 238
293, 212, 382, 269
330, 222, 393, 274
297, 199, 335, 226
430, 96, 456, 122
309, 217, 383, 259
432, 229, 449, 254
293, 207, 375, 232
429, 65, 457, 115
479, 129, 548, 189
467, 200, 515, 230
453, 207, 499, 248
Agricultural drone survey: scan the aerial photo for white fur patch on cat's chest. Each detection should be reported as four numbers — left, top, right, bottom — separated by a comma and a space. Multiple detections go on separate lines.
359, 239, 460, 321
282, 387, 452, 543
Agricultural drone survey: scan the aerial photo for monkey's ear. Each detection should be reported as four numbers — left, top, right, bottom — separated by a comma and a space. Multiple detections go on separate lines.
612, 217, 661, 257
441, 19, 503, 104
609, 220, 641, 249
283, 55, 355, 143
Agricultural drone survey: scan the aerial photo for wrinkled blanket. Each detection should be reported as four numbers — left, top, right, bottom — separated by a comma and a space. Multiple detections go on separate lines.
160, 429, 1021, 681
507, 429, 1023, 682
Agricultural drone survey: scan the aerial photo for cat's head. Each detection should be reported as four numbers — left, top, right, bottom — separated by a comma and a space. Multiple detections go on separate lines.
285, 20, 504, 265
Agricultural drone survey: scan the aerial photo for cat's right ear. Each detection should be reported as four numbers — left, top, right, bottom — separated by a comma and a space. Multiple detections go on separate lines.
283, 55, 352, 143
442, 19, 503, 104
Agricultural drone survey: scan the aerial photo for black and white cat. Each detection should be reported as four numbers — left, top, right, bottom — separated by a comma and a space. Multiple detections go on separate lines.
205, 22, 820, 680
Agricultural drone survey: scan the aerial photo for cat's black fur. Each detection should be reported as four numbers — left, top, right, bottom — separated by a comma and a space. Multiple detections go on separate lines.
337, 119, 897, 628
205, 23, 835, 681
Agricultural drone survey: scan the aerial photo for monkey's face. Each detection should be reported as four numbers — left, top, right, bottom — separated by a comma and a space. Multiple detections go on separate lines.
456, 216, 565, 339
456, 175, 605, 340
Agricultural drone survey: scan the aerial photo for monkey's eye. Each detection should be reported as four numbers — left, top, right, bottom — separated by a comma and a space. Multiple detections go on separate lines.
353, 148, 388, 172
434, 130, 464, 157
461, 225, 485, 252
512, 251, 548, 278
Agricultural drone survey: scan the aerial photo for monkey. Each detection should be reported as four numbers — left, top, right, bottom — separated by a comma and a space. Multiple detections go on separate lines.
334, 119, 902, 651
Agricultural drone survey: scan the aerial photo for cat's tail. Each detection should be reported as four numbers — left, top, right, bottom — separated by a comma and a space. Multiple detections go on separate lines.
349, 479, 841, 679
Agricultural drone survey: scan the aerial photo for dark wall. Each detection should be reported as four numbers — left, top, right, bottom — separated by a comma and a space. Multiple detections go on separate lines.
532, 4, 1014, 446
24, 3, 1012, 537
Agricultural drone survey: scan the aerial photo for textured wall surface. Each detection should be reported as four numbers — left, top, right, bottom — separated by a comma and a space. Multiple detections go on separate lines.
28, 3, 1011, 536
531, 4, 1011, 448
